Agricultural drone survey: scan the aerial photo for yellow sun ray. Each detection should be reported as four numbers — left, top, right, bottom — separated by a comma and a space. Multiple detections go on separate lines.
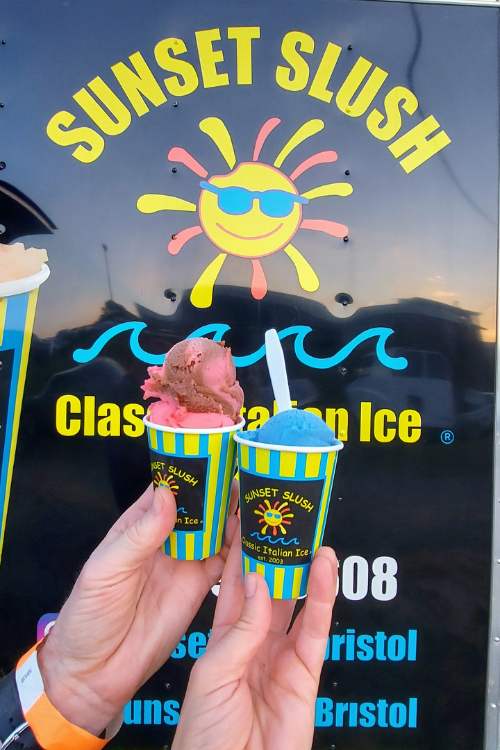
200, 117, 236, 168
301, 182, 353, 200
190, 253, 227, 308
273, 119, 324, 168
137, 194, 197, 213
284, 244, 320, 292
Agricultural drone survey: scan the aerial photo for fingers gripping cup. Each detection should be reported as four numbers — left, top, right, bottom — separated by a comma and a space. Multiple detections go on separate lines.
141, 337, 245, 561
235, 426, 342, 599
145, 418, 243, 560
0, 243, 49, 561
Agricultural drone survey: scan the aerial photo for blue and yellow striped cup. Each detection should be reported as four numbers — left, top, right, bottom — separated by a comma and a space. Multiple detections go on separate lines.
144, 416, 243, 560
0, 264, 50, 562
235, 432, 343, 599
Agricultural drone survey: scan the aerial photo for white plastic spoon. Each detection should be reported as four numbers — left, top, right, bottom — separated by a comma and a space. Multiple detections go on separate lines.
265, 328, 292, 413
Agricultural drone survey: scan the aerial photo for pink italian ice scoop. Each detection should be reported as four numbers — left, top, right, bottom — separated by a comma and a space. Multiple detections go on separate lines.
142, 337, 244, 428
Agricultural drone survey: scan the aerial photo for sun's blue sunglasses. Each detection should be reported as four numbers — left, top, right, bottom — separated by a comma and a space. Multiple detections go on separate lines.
200, 181, 308, 218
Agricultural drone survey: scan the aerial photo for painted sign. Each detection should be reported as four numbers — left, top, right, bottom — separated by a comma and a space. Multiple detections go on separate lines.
0, 1, 498, 748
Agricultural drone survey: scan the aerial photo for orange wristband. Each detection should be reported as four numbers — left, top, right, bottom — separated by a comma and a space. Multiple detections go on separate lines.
16, 643, 108, 750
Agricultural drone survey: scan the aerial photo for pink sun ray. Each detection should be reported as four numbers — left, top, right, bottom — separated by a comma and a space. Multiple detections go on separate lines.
300, 218, 349, 238
252, 117, 282, 161
251, 259, 267, 299
167, 147, 208, 177
289, 150, 338, 181
168, 225, 203, 255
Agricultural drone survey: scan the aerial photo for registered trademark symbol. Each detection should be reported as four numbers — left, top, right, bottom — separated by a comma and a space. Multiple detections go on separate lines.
441, 429, 455, 445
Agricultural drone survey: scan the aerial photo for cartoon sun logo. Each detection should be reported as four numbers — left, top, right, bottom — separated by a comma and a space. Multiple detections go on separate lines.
153, 472, 179, 496
254, 499, 294, 536
137, 117, 352, 308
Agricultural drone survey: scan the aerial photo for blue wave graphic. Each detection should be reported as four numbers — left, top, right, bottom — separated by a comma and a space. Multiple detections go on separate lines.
73, 321, 157, 363
73, 321, 408, 371
250, 531, 300, 546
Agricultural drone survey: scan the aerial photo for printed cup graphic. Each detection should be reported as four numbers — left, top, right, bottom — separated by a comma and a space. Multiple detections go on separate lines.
0, 264, 50, 561
235, 433, 343, 599
144, 416, 244, 560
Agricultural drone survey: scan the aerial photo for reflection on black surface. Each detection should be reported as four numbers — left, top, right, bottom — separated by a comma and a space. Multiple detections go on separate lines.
24, 287, 494, 458
0, 181, 56, 242
2, 286, 492, 749
1, 0, 498, 746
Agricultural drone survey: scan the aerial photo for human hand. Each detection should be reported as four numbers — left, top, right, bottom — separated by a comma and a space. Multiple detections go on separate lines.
172, 529, 338, 750
38, 482, 238, 737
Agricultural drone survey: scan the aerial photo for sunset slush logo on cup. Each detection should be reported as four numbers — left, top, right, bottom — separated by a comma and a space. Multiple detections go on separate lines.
142, 337, 244, 560
0, 243, 50, 562
137, 117, 352, 308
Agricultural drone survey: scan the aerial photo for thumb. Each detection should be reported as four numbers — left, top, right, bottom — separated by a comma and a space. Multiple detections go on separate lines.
201, 573, 272, 682
102, 486, 176, 571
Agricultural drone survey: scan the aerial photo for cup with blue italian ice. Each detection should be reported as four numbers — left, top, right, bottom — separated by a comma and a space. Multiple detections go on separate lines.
235, 408, 343, 599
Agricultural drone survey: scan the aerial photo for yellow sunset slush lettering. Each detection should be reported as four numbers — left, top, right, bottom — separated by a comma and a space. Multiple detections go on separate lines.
154, 38, 200, 97
244, 487, 280, 501
308, 42, 342, 103
167, 465, 199, 487
73, 77, 132, 135
388, 115, 452, 174
46, 26, 450, 172
246, 489, 312, 514
274, 30, 450, 171
366, 86, 419, 141
335, 57, 389, 117
46, 27, 255, 162
282, 491, 314, 512
195, 29, 230, 88
111, 51, 167, 116
227, 27, 261, 84
46, 111, 105, 164
275, 31, 315, 91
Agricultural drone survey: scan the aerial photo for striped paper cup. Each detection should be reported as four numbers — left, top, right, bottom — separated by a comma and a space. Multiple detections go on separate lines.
144, 416, 244, 560
0, 264, 50, 562
234, 432, 343, 599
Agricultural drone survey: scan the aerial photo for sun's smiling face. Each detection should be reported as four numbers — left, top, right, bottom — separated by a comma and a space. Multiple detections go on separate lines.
199, 162, 303, 258
264, 508, 284, 527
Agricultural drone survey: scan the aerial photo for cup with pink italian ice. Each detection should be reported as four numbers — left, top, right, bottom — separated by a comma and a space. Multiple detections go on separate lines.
142, 337, 244, 560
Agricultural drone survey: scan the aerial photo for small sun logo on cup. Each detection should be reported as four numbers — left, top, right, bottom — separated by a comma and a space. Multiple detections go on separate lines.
137, 117, 352, 308
153, 472, 179, 496
254, 499, 294, 537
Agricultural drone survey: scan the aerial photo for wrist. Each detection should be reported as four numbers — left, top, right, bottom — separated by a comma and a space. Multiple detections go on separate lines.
37, 638, 116, 738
